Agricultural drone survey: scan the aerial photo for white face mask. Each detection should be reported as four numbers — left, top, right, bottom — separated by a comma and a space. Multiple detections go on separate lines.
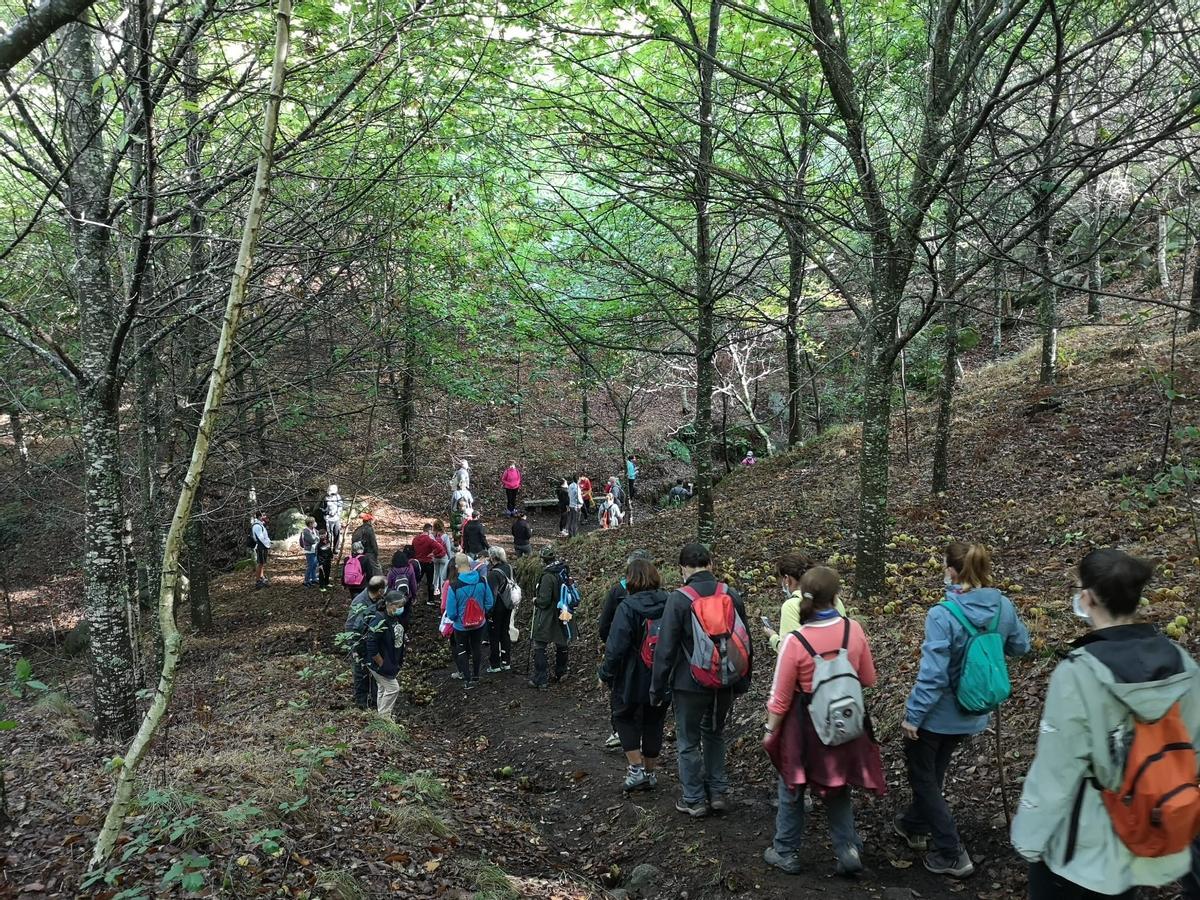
944, 575, 954, 587
781, 583, 792, 598
1072, 591, 1092, 624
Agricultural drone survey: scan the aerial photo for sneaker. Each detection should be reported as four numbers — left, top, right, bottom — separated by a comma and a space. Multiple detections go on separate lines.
804, 793, 814, 813
501, 664, 512, 672
675, 798, 709, 818
763, 847, 803, 875
528, 680, 547, 691
623, 768, 649, 792
485, 666, 504, 674
450, 671, 463, 681
893, 814, 929, 851
834, 846, 864, 877
605, 732, 622, 749
646, 772, 658, 789
465, 680, 478, 690
708, 793, 730, 813
924, 849, 974, 878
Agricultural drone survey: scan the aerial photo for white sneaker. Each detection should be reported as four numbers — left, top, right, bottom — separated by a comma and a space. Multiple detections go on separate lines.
450, 671, 463, 681
604, 732, 622, 749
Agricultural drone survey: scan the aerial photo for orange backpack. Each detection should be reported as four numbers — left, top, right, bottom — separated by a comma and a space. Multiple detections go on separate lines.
1102, 702, 1200, 857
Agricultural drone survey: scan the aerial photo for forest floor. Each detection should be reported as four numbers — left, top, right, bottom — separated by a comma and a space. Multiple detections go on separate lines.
2, 325, 1199, 899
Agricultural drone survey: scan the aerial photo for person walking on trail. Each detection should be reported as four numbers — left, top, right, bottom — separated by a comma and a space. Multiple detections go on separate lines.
599, 557, 671, 793
898, 542, 1030, 879
530, 546, 573, 689
511, 511, 532, 558
502, 462, 522, 516
365, 589, 407, 719
445, 552, 495, 689
762, 551, 846, 654
412, 522, 447, 606
1012, 549, 1200, 900
762, 566, 883, 878
342, 541, 378, 598
463, 511, 490, 558
598, 550, 654, 750
556, 478, 570, 536
668, 479, 689, 506
251, 513, 271, 589
299, 517, 320, 587
316, 527, 333, 592
625, 455, 639, 500
650, 542, 753, 818
485, 547, 517, 673
598, 492, 623, 529
566, 475, 583, 538
450, 460, 471, 511
433, 521, 454, 596
386, 550, 418, 601
450, 499, 471, 548
607, 476, 624, 508
324, 485, 344, 550
353, 513, 379, 561
741, 450, 757, 466
344, 575, 387, 709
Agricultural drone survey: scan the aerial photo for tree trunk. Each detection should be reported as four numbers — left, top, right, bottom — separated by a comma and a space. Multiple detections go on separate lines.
185, 481, 212, 630
931, 209, 960, 495
1157, 209, 1171, 295
1189, 238, 1200, 333
399, 294, 417, 482
579, 352, 589, 443
1086, 183, 1103, 321
803, 350, 822, 434
784, 218, 805, 448
854, 336, 894, 599
91, 0, 292, 865
1036, 201, 1057, 385
9, 408, 27, 470
992, 257, 1004, 357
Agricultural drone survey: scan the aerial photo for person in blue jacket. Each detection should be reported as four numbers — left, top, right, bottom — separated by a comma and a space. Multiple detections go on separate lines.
897, 541, 1030, 880
444, 552, 495, 689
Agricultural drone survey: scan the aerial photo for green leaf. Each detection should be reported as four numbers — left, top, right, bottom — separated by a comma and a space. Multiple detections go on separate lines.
957, 327, 981, 352
13, 658, 32, 682
0, 720, 17, 730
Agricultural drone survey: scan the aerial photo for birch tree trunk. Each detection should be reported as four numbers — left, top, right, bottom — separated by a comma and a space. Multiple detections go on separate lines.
90, 0, 292, 865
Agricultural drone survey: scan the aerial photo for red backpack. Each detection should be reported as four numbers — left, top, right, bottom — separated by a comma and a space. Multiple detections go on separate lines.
460, 584, 486, 629
639, 616, 662, 668
679, 584, 750, 689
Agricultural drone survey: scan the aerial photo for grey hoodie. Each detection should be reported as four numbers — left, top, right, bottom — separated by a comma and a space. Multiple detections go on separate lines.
1012, 625, 1200, 893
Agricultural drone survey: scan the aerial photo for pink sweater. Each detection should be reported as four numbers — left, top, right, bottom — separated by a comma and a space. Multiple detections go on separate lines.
768, 617, 876, 715
502, 467, 522, 489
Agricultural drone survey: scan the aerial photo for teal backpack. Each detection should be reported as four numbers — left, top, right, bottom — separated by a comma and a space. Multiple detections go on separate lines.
940, 599, 1011, 714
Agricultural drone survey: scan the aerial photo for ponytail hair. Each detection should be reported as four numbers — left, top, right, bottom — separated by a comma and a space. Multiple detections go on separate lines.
798, 566, 841, 622
775, 550, 816, 582
946, 541, 992, 590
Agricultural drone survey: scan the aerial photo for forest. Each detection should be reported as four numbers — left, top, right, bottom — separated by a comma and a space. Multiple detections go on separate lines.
1, 0, 1199, 894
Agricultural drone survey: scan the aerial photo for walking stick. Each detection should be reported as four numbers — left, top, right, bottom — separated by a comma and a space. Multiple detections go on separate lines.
994, 706, 1012, 831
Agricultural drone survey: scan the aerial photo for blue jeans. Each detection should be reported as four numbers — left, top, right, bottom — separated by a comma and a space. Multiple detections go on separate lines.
304, 552, 319, 584
673, 689, 732, 804
773, 779, 861, 856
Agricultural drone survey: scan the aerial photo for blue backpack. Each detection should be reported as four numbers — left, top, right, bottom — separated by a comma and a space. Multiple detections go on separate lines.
557, 575, 581, 640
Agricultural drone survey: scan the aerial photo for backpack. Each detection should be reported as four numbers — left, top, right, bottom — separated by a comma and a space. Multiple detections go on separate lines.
343, 596, 374, 655
639, 615, 663, 669
460, 583, 486, 629
558, 576, 581, 613
679, 584, 750, 689
940, 599, 1011, 714
493, 568, 514, 610
342, 555, 364, 587
1099, 702, 1200, 857
795, 620, 866, 747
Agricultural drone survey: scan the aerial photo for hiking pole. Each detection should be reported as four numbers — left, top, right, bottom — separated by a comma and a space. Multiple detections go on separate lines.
994, 706, 1012, 831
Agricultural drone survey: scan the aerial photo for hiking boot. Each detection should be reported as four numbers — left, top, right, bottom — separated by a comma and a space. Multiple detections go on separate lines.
528, 680, 547, 691
893, 814, 929, 851
924, 849, 974, 878
465, 680, 478, 690
675, 798, 709, 818
623, 768, 649, 792
605, 732, 622, 749
763, 847, 803, 875
708, 793, 730, 813
834, 846, 864, 877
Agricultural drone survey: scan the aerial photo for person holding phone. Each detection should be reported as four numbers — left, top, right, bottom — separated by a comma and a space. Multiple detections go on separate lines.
763, 551, 845, 654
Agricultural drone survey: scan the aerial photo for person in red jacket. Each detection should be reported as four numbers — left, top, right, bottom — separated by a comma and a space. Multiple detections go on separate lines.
579, 474, 594, 515
411, 522, 447, 606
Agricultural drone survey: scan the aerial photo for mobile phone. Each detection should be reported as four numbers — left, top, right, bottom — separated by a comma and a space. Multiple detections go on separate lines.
760, 615, 771, 629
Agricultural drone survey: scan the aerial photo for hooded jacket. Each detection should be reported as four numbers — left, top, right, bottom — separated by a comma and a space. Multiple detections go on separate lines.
364, 609, 405, 677
1011, 625, 1200, 894
532, 561, 571, 646
650, 571, 752, 698
352, 522, 379, 560
599, 588, 669, 705
444, 570, 495, 632
905, 585, 1030, 734
463, 519, 489, 555
596, 580, 628, 644
511, 519, 532, 548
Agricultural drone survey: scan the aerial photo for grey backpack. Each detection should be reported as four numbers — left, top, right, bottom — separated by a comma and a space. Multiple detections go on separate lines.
795, 620, 866, 747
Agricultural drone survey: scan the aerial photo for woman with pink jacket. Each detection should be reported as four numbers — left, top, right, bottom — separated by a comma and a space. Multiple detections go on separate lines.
501, 462, 522, 515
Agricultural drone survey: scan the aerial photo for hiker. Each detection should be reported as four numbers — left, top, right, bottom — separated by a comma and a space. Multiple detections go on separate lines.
530, 546, 574, 689
511, 511, 532, 558
668, 479, 689, 506
453, 459, 471, 492
598, 492, 623, 530
1011, 549, 1200, 900
761, 566, 883, 877
445, 552, 495, 688
607, 476, 624, 508
742, 450, 757, 466
650, 542, 753, 817
598, 550, 654, 750
352, 513, 379, 561
566, 475, 583, 537
763, 551, 845, 653
386, 550, 418, 602
899, 542, 1030, 879
684, 481, 694, 498
450, 500, 470, 548
316, 527, 333, 592
579, 473, 594, 515
463, 511, 490, 558
556, 478, 570, 535
342, 541, 377, 598
486, 547, 517, 673
300, 517, 320, 587
365, 589, 407, 719
344, 575, 387, 708
251, 513, 271, 589
412, 523, 447, 606
432, 521, 454, 595
324, 485, 344, 550
502, 462, 522, 515
599, 557, 670, 792
625, 455, 638, 500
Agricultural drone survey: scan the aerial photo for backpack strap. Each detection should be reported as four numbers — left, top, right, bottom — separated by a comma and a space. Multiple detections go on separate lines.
939, 599, 979, 637
677, 585, 701, 603
841, 617, 852, 650
793, 630, 818, 658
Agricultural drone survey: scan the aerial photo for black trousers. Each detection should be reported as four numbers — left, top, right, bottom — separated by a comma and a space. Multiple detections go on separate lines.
422, 562, 436, 604
505, 488, 518, 511
351, 654, 377, 707
489, 605, 513, 667
532, 641, 568, 686
454, 628, 484, 682
900, 730, 966, 857
317, 551, 332, 588
558, 507, 568, 531
515, 544, 531, 558
612, 701, 669, 758
1028, 862, 1136, 900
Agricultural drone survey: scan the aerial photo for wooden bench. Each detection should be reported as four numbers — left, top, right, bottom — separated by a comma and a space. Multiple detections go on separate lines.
521, 498, 560, 510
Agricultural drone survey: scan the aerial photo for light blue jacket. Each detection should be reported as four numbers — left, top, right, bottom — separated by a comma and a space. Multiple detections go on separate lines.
905, 585, 1030, 734
445, 570, 495, 632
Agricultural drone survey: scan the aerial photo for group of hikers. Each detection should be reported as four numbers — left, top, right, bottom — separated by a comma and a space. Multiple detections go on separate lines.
554, 459, 639, 537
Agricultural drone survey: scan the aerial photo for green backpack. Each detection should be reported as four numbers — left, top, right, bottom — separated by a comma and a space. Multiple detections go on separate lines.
940, 599, 1011, 714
